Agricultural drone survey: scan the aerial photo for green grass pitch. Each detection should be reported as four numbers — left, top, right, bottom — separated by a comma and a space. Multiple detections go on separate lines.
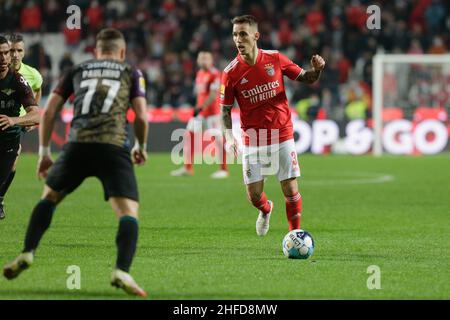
0, 153, 449, 299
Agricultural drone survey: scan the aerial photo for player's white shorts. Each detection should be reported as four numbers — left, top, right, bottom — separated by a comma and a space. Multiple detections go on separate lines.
242, 139, 300, 185
187, 114, 222, 136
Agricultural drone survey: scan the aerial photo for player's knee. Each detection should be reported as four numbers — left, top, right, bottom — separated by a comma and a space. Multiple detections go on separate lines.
41, 186, 63, 204
247, 190, 262, 204
281, 178, 298, 197
41, 193, 61, 204
110, 197, 139, 219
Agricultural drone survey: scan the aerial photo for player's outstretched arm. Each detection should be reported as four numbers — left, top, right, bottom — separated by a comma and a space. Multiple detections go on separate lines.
296, 54, 325, 84
131, 96, 149, 165
37, 93, 65, 179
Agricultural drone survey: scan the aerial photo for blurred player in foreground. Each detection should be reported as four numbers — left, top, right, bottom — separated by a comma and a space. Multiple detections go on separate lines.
171, 51, 228, 178
3, 28, 149, 297
220, 15, 325, 236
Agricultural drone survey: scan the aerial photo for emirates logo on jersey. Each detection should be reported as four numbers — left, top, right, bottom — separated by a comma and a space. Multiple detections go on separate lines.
241, 80, 280, 104
241, 80, 280, 99
264, 63, 275, 76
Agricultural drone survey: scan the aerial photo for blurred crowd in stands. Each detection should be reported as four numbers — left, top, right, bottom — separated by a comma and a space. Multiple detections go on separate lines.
0, 0, 448, 121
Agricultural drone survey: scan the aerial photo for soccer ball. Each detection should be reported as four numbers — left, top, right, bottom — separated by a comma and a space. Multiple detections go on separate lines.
282, 229, 314, 259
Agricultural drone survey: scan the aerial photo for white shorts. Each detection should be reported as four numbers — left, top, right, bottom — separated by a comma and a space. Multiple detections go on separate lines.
242, 139, 301, 185
187, 114, 222, 136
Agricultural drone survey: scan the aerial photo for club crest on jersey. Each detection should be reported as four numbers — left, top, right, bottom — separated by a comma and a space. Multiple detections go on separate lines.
1, 89, 15, 95
264, 63, 275, 76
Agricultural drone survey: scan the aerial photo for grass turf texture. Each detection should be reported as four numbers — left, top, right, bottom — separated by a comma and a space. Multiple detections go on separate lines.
0, 153, 449, 300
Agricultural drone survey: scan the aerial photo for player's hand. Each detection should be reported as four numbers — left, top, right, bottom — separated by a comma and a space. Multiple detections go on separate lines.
311, 54, 325, 71
37, 155, 53, 180
0, 115, 16, 130
225, 136, 240, 158
132, 148, 148, 166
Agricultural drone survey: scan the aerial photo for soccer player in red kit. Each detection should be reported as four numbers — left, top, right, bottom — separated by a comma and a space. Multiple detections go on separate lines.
221, 15, 325, 236
171, 51, 228, 178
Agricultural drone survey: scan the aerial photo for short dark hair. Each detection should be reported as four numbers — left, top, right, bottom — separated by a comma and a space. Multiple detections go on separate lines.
7, 33, 24, 44
96, 28, 125, 53
0, 35, 8, 45
231, 15, 258, 30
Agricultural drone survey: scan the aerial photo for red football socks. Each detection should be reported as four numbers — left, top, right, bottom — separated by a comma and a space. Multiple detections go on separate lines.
251, 192, 272, 215
220, 142, 227, 171
184, 130, 195, 171
285, 193, 302, 230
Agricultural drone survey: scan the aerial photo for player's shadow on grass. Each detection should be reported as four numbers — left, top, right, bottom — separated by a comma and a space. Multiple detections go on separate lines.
1, 288, 142, 300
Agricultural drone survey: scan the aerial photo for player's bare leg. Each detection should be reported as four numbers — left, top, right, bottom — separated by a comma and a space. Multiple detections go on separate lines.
109, 197, 147, 298
3, 185, 63, 279
247, 180, 273, 236
281, 178, 302, 231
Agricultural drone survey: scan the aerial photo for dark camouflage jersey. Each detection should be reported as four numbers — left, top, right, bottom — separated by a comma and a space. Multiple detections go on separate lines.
0, 68, 36, 142
54, 59, 146, 148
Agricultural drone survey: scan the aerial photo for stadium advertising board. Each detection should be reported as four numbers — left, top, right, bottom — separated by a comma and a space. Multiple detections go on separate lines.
290, 118, 449, 155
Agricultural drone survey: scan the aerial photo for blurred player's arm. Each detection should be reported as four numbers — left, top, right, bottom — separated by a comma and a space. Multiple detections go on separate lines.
39, 93, 65, 148
23, 70, 43, 131
220, 71, 239, 155
34, 70, 43, 105
37, 68, 73, 178
221, 104, 233, 136
22, 87, 42, 132
194, 85, 218, 117
0, 105, 40, 130
296, 54, 325, 84
201, 90, 217, 109
34, 87, 42, 105
193, 90, 215, 117
131, 96, 149, 165
37, 92, 66, 179
19, 105, 40, 126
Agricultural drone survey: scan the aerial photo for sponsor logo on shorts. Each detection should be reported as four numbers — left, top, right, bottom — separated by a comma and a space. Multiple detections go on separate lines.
291, 151, 299, 170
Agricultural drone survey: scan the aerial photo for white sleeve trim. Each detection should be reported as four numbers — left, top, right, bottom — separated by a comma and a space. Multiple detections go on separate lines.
296, 69, 306, 79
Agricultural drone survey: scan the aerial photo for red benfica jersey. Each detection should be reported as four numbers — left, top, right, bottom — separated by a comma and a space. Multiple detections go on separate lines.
195, 67, 221, 117
220, 49, 303, 145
